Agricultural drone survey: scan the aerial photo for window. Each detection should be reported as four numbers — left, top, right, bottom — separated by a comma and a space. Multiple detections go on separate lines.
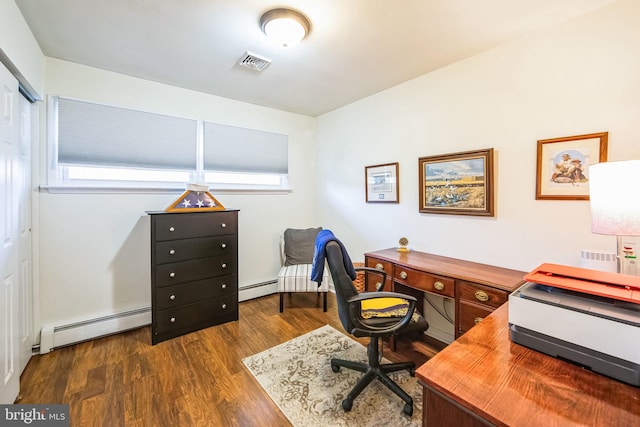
48, 96, 289, 191
203, 121, 288, 190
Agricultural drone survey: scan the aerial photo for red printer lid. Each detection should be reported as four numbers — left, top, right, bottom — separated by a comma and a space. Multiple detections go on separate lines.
524, 263, 640, 304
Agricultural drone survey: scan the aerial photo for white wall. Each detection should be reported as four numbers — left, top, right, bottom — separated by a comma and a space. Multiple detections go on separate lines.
0, 0, 44, 98
7, 0, 640, 334
39, 58, 318, 326
316, 0, 640, 272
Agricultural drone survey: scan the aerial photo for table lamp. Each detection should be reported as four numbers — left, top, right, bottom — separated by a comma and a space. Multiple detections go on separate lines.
589, 160, 640, 274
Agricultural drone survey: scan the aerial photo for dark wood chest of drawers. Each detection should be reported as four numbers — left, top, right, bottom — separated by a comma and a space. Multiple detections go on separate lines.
148, 210, 239, 344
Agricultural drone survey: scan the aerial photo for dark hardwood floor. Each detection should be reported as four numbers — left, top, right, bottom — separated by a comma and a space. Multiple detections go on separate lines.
18, 293, 437, 427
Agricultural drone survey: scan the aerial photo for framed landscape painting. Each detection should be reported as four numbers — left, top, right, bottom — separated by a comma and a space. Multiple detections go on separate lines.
419, 149, 494, 216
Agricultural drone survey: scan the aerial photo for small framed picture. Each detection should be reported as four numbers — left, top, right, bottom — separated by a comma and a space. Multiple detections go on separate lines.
536, 132, 608, 200
365, 162, 399, 203
419, 149, 494, 216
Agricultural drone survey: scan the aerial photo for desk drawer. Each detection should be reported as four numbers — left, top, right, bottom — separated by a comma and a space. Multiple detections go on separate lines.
365, 257, 393, 291
459, 301, 493, 334
458, 281, 508, 309
392, 265, 454, 298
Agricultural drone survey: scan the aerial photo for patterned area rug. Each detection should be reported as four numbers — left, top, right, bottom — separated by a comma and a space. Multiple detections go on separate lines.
242, 325, 422, 427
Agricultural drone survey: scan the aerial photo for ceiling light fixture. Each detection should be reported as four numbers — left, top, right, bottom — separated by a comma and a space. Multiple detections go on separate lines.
260, 8, 310, 47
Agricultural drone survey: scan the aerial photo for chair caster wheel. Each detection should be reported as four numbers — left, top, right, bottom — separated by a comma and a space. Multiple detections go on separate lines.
403, 403, 413, 416
342, 399, 353, 412
331, 363, 340, 373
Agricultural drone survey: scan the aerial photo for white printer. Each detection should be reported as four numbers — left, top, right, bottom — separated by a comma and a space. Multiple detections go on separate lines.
509, 263, 640, 386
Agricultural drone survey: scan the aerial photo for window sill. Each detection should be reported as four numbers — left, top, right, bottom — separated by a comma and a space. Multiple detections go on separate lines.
39, 185, 293, 194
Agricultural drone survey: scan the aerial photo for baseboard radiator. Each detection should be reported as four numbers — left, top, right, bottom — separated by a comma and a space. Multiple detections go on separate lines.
39, 307, 151, 354
580, 249, 617, 273
239, 279, 278, 301
38, 280, 281, 354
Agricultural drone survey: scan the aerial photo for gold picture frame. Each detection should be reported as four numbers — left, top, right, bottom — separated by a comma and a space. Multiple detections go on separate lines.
535, 132, 608, 200
419, 149, 494, 216
365, 162, 399, 203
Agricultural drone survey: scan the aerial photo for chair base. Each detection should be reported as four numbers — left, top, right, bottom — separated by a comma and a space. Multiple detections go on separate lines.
330, 336, 415, 416
279, 291, 328, 313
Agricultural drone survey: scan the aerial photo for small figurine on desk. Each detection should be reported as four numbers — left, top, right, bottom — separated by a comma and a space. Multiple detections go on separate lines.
397, 237, 410, 253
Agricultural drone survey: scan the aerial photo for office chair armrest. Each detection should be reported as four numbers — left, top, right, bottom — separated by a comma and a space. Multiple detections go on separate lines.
346, 292, 418, 336
354, 267, 387, 291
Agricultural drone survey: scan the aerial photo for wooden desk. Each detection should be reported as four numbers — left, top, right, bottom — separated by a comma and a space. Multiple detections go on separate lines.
416, 304, 640, 427
364, 249, 525, 339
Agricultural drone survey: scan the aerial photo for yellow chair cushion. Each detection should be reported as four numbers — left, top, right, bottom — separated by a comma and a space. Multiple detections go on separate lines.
361, 297, 421, 322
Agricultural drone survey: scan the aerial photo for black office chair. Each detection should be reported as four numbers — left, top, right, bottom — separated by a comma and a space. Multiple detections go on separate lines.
321, 239, 429, 416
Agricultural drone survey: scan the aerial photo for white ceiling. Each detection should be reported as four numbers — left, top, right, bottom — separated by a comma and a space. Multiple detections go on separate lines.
16, 0, 618, 117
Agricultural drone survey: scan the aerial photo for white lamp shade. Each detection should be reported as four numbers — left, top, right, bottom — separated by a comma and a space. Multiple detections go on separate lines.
589, 160, 640, 235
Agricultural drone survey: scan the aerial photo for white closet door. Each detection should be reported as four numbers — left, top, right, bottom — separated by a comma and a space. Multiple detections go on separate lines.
0, 61, 21, 404
18, 94, 33, 376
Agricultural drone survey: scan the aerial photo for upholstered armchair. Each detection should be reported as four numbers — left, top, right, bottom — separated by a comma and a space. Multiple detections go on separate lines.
277, 227, 332, 312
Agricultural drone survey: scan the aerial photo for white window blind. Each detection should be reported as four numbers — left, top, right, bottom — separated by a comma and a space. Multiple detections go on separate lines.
203, 122, 288, 174
48, 96, 290, 191
57, 97, 197, 170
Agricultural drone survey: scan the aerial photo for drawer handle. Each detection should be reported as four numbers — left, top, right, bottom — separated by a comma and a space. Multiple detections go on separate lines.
221, 223, 226, 228
221, 283, 227, 289
375, 263, 384, 270
169, 272, 176, 278
434, 281, 445, 291
221, 243, 227, 249
221, 263, 227, 269
474, 317, 484, 325
169, 294, 175, 300
400, 271, 408, 279
221, 303, 227, 309
474, 290, 489, 302
169, 249, 175, 255
170, 317, 176, 323
169, 226, 175, 232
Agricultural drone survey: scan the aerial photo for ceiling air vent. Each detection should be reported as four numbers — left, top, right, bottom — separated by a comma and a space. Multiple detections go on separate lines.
237, 51, 272, 71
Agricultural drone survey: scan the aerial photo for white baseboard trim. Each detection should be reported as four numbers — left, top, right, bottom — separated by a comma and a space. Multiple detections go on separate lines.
239, 280, 278, 301
238, 280, 335, 301
38, 280, 284, 353
39, 307, 151, 354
